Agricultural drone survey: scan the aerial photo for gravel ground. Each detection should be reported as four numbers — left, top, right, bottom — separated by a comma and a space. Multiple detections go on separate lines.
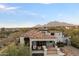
62, 46, 79, 56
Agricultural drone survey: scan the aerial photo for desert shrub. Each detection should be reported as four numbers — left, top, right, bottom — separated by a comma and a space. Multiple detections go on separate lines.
4, 45, 30, 56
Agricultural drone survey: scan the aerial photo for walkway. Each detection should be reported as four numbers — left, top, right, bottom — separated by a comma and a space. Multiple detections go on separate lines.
47, 47, 58, 56
62, 46, 79, 56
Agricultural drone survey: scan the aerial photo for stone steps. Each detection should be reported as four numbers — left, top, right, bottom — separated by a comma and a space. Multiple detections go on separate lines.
47, 50, 57, 54
47, 48, 57, 56
47, 54, 59, 56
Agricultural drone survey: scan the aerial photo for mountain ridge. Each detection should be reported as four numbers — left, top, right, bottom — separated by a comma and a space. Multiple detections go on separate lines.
34, 21, 77, 27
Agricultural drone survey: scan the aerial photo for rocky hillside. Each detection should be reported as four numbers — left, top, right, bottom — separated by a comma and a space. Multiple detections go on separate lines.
34, 21, 75, 27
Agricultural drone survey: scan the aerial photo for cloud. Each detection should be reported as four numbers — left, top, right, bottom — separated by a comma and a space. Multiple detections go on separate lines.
39, 3, 52, 4
0, 4, 46, 19
0, 4, 18, 11
57, 13, 63, 17
21, 10, 38, 16
29, 12, 38, 16
29, 12, 46, 19
20, 10, 46, 19
25, 11, 38, 16
0, 22, 35, 28
41, 15, 46, 19
26, 11, 46, 19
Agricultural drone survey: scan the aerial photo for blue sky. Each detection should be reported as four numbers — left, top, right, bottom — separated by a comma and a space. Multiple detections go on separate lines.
0, 3, 79, 28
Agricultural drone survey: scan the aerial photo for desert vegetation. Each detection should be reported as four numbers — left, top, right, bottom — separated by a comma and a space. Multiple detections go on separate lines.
0, 44, 30, 56
48, 27, 79, 48
0, 26, 79, 56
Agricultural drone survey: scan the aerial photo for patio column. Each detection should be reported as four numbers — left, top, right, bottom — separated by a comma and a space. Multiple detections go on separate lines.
44, 48, 47, 56
43, 46, 47, 56
20, 37, 24, 45
30, 39, 32, 56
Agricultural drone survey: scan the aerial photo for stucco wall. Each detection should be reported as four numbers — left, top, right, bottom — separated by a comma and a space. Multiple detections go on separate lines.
20, 37, 24, 45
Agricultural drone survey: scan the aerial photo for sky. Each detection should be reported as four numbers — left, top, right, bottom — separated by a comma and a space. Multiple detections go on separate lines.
0, 3, 79, 28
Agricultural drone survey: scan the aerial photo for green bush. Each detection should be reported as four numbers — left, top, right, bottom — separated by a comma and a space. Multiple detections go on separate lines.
4, 45, 30, 56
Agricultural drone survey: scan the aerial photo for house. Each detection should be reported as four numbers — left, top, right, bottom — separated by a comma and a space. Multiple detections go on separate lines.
18, 29, 70, 56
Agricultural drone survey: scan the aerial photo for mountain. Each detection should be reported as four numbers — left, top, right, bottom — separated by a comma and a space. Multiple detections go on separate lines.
43, 21, 75, 27
34, 21, 76, 27
34, 24, 42, 28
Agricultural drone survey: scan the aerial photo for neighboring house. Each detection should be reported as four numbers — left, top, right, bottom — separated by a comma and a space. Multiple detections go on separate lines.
18, 29, 70, 56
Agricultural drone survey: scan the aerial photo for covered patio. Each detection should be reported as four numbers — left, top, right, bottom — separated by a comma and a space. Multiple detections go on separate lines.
32, 41, 55, 50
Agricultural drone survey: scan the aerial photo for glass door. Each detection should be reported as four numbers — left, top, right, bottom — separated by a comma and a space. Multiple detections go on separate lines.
46, 41, 55, 48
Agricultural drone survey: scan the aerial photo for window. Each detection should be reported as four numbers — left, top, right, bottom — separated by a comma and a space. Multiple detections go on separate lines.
51, 33, 54, 35
24, 37, 30, 46
32, 41, 36, 45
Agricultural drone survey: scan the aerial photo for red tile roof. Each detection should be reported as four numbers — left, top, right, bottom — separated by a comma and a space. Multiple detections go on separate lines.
22, 30, 55, 39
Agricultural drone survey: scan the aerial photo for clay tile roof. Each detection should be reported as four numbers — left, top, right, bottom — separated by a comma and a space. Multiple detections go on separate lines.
23, 29, 55, 39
